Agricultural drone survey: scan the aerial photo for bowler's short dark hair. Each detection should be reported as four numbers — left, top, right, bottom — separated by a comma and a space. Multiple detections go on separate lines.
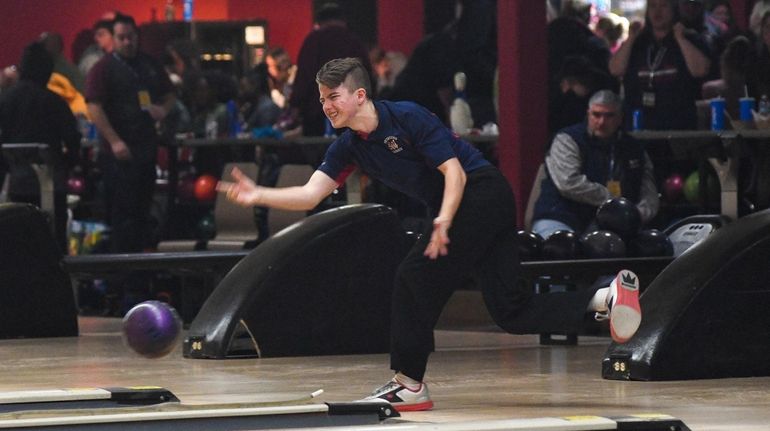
316, 57, 372, 97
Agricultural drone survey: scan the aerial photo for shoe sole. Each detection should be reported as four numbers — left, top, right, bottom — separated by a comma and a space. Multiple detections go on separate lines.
393, 400, 434, 412
609, 270, 641, 343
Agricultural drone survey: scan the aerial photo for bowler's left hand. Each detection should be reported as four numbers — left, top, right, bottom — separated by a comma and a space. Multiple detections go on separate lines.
424, 217, 451, 259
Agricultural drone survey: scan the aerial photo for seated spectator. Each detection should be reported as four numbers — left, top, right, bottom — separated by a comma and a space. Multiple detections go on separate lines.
239, 62, 281, 131
189, 70, 235, 139
265, 47, 295, 110
188, 70, 238, 174
532, 90, 659, 239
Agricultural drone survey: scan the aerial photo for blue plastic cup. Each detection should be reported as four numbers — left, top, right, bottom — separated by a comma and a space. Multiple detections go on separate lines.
740, 97, 754, 121
711, 98, 726, 131
632, 110, 643, 130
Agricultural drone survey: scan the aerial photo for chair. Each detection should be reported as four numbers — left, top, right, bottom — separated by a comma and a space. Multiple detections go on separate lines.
158, 162, 260, 251
524, 163, 546, 231
267, 164, 315, 237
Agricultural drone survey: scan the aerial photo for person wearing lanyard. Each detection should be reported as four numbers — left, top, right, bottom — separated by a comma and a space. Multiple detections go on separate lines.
532, 90, 659, 239
219, 60, 645, 411
86, 13, 175, 254
86, 13, 175, 313
609, 0, 710, 130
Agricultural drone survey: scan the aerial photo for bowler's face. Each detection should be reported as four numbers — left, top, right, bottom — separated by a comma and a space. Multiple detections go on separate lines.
587, 103, 622, 139
318, 82, 361, 129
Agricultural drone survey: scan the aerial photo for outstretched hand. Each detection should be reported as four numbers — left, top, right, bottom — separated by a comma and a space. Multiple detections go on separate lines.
424, 218, 451, 259
216, 167, 262, 206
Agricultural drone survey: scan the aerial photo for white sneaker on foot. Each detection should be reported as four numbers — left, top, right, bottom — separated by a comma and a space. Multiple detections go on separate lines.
596, 269, 641, 343
358, 378, 433, 412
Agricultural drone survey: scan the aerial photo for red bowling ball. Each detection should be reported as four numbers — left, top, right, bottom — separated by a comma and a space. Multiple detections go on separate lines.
194, 174, 218, 202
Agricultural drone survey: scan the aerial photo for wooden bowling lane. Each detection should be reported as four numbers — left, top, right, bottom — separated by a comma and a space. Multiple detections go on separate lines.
1, 315, 770, 430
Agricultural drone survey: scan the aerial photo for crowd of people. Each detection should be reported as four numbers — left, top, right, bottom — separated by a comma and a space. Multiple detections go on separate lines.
549, 0, 770, 134
540, 0, 770, 240
2, 0, 768, 412
0, 0, 765, 253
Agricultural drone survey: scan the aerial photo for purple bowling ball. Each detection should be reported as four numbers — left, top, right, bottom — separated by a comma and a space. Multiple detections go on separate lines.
122, 301, 182, 358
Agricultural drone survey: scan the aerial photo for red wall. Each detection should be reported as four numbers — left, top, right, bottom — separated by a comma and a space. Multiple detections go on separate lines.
377, 0, 422, 56
497, 0, 548, 226
0, 0, 423, 71
0, 0, 227, 68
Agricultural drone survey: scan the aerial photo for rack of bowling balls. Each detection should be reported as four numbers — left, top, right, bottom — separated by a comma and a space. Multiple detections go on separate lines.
660, 167, 720, 213
167, 171, 221, 242
520, 198, 674, 260
517, 197, 676, 287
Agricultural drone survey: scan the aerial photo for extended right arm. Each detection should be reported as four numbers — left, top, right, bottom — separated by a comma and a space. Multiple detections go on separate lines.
218, 167, 339, 211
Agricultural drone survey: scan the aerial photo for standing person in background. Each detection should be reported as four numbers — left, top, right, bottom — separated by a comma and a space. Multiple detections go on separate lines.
0, 42, 81, 252
609, 0, 710, 130
78, 17, 116, 76
40, 32, 86, 94
86, 13, 175, 314
287, 2, 372, 136
750, 0, 770, 39
86, 13, 175, 254
368, 47, 406, 100
748, 11, 770, 101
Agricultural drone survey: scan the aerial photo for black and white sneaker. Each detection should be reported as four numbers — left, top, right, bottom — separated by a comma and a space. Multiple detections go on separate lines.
358, 378, 433, 412
595, 269, 642, 343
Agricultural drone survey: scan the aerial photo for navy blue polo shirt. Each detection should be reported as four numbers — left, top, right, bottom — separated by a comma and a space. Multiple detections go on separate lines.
318, 100, 490, 210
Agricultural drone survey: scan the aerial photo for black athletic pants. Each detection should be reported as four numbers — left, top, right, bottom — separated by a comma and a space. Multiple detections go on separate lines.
390, 166, 600, 381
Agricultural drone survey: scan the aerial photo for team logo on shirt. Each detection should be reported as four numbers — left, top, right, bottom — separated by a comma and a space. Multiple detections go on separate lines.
384, 136, 403, 153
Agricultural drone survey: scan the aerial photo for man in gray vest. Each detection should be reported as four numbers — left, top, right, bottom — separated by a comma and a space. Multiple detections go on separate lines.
532, 90, 659, 239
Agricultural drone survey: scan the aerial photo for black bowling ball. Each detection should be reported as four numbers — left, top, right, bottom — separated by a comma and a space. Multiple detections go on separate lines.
580, 230, 626, 259
542, 230, 581, 260
515, 230, 544, 261
629, 229, 674, 257
595, 197, 642, 239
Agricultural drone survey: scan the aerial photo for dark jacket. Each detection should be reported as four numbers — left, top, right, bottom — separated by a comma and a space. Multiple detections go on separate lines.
533, 122, 646, 232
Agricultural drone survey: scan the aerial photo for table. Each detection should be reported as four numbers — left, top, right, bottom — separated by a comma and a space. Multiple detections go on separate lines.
162, 134, 498, 237
630, 129, 770, 220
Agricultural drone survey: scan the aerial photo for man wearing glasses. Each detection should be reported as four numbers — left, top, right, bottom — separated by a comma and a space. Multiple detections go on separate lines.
532, 90, 659, 239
